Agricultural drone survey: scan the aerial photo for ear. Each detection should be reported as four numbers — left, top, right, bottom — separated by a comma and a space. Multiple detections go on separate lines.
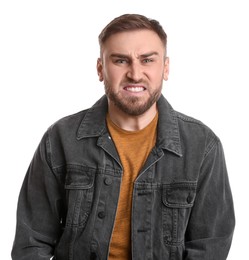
97, 58, 104, 82
163, 57, 169, 81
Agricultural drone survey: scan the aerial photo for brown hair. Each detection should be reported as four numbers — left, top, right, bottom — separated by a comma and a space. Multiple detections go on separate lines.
98, 13, 167, 52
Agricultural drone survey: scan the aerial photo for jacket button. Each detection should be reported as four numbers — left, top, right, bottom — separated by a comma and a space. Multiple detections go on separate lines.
104, 177, 112, 185
98, 211, 105, 219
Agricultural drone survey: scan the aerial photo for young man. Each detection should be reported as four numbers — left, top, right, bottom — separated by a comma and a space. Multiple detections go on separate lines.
12, 14, 235, 259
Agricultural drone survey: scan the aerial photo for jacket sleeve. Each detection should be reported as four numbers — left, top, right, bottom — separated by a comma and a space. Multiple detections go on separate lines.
184, 138, 235, 259
11, 130, 63, 260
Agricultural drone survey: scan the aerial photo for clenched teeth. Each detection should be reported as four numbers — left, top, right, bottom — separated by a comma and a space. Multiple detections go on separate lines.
124, 86, 145, 92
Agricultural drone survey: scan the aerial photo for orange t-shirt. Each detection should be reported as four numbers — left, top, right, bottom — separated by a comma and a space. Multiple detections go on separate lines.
106, 113, 158, 260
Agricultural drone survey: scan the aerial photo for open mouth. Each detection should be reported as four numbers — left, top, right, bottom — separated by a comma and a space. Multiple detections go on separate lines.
123, 86, 146, 93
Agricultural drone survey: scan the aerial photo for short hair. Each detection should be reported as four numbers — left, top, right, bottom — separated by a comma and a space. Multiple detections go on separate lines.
98, 13, 167, 52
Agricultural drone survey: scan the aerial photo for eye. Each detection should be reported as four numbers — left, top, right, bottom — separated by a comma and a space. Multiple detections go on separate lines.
143, 58, 153, 63
114, 59, 129, 64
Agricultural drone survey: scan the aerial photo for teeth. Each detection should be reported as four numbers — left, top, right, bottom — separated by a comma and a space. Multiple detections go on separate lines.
126, 87, 144, 92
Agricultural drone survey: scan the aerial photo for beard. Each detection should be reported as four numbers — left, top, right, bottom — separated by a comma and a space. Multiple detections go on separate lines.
104, 81, 162, 116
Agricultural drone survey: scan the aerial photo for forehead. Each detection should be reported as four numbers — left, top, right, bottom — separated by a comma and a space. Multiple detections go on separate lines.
101, 29, 165, 56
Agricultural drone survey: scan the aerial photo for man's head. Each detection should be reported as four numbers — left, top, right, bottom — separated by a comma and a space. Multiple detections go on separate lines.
98, 14, 167, 57
97, 14, 169, 117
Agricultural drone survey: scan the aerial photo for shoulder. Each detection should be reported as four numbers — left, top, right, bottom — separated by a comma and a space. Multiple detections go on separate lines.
175, 110, 216, 136
174, 110, 220, 156
47, 109, 89, 136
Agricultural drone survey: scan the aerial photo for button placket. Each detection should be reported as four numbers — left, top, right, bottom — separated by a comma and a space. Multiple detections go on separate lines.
98, 211, 105, 219
104, 177, 112, 186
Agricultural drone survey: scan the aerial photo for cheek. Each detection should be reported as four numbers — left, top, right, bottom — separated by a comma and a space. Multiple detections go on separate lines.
149, 69, 165, 83
104, 67, 124, 83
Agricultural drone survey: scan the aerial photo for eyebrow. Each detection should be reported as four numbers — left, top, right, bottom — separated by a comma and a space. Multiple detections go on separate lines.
110, 51, 159, 59
140, 52, 159, 58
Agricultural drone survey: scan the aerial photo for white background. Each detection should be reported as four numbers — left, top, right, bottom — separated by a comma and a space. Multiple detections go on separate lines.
1, 0, 248, 259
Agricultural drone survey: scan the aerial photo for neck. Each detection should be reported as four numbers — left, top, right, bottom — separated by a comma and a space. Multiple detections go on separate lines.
108, 102, 158, 131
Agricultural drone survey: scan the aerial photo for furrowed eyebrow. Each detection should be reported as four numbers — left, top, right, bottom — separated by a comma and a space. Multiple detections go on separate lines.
110, 52, 159, 59
140, 52, 159, 58
110, 53, 129, 59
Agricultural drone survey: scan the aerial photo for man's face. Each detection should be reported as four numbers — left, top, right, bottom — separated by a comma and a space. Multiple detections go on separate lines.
97, 29, 169, 116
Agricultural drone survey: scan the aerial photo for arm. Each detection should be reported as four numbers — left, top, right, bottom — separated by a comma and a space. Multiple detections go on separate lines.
184, 138, 235, 259
11, 131, 63, 259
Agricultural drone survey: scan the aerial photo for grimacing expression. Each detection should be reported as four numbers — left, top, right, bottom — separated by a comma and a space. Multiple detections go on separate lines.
97, 29, 169, 116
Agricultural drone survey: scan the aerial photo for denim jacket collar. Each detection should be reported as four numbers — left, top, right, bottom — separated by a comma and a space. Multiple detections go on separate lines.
77, 94, 182, 157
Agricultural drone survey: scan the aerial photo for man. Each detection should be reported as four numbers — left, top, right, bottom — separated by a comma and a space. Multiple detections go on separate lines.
12, 14, 235, 259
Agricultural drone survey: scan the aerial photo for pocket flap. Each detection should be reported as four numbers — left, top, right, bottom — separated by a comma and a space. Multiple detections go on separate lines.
65, 166, 95, 189
162, 182, 197, 208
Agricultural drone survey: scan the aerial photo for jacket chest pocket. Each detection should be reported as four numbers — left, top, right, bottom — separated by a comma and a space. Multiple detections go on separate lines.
64, 166, 95, 228
162, 182, 197, 246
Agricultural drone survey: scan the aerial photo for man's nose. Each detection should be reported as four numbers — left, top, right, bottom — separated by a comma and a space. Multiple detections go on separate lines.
126, 62, 143, 82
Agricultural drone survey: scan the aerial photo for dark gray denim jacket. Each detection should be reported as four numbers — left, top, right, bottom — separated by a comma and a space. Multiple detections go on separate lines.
12, 95, 235, 260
